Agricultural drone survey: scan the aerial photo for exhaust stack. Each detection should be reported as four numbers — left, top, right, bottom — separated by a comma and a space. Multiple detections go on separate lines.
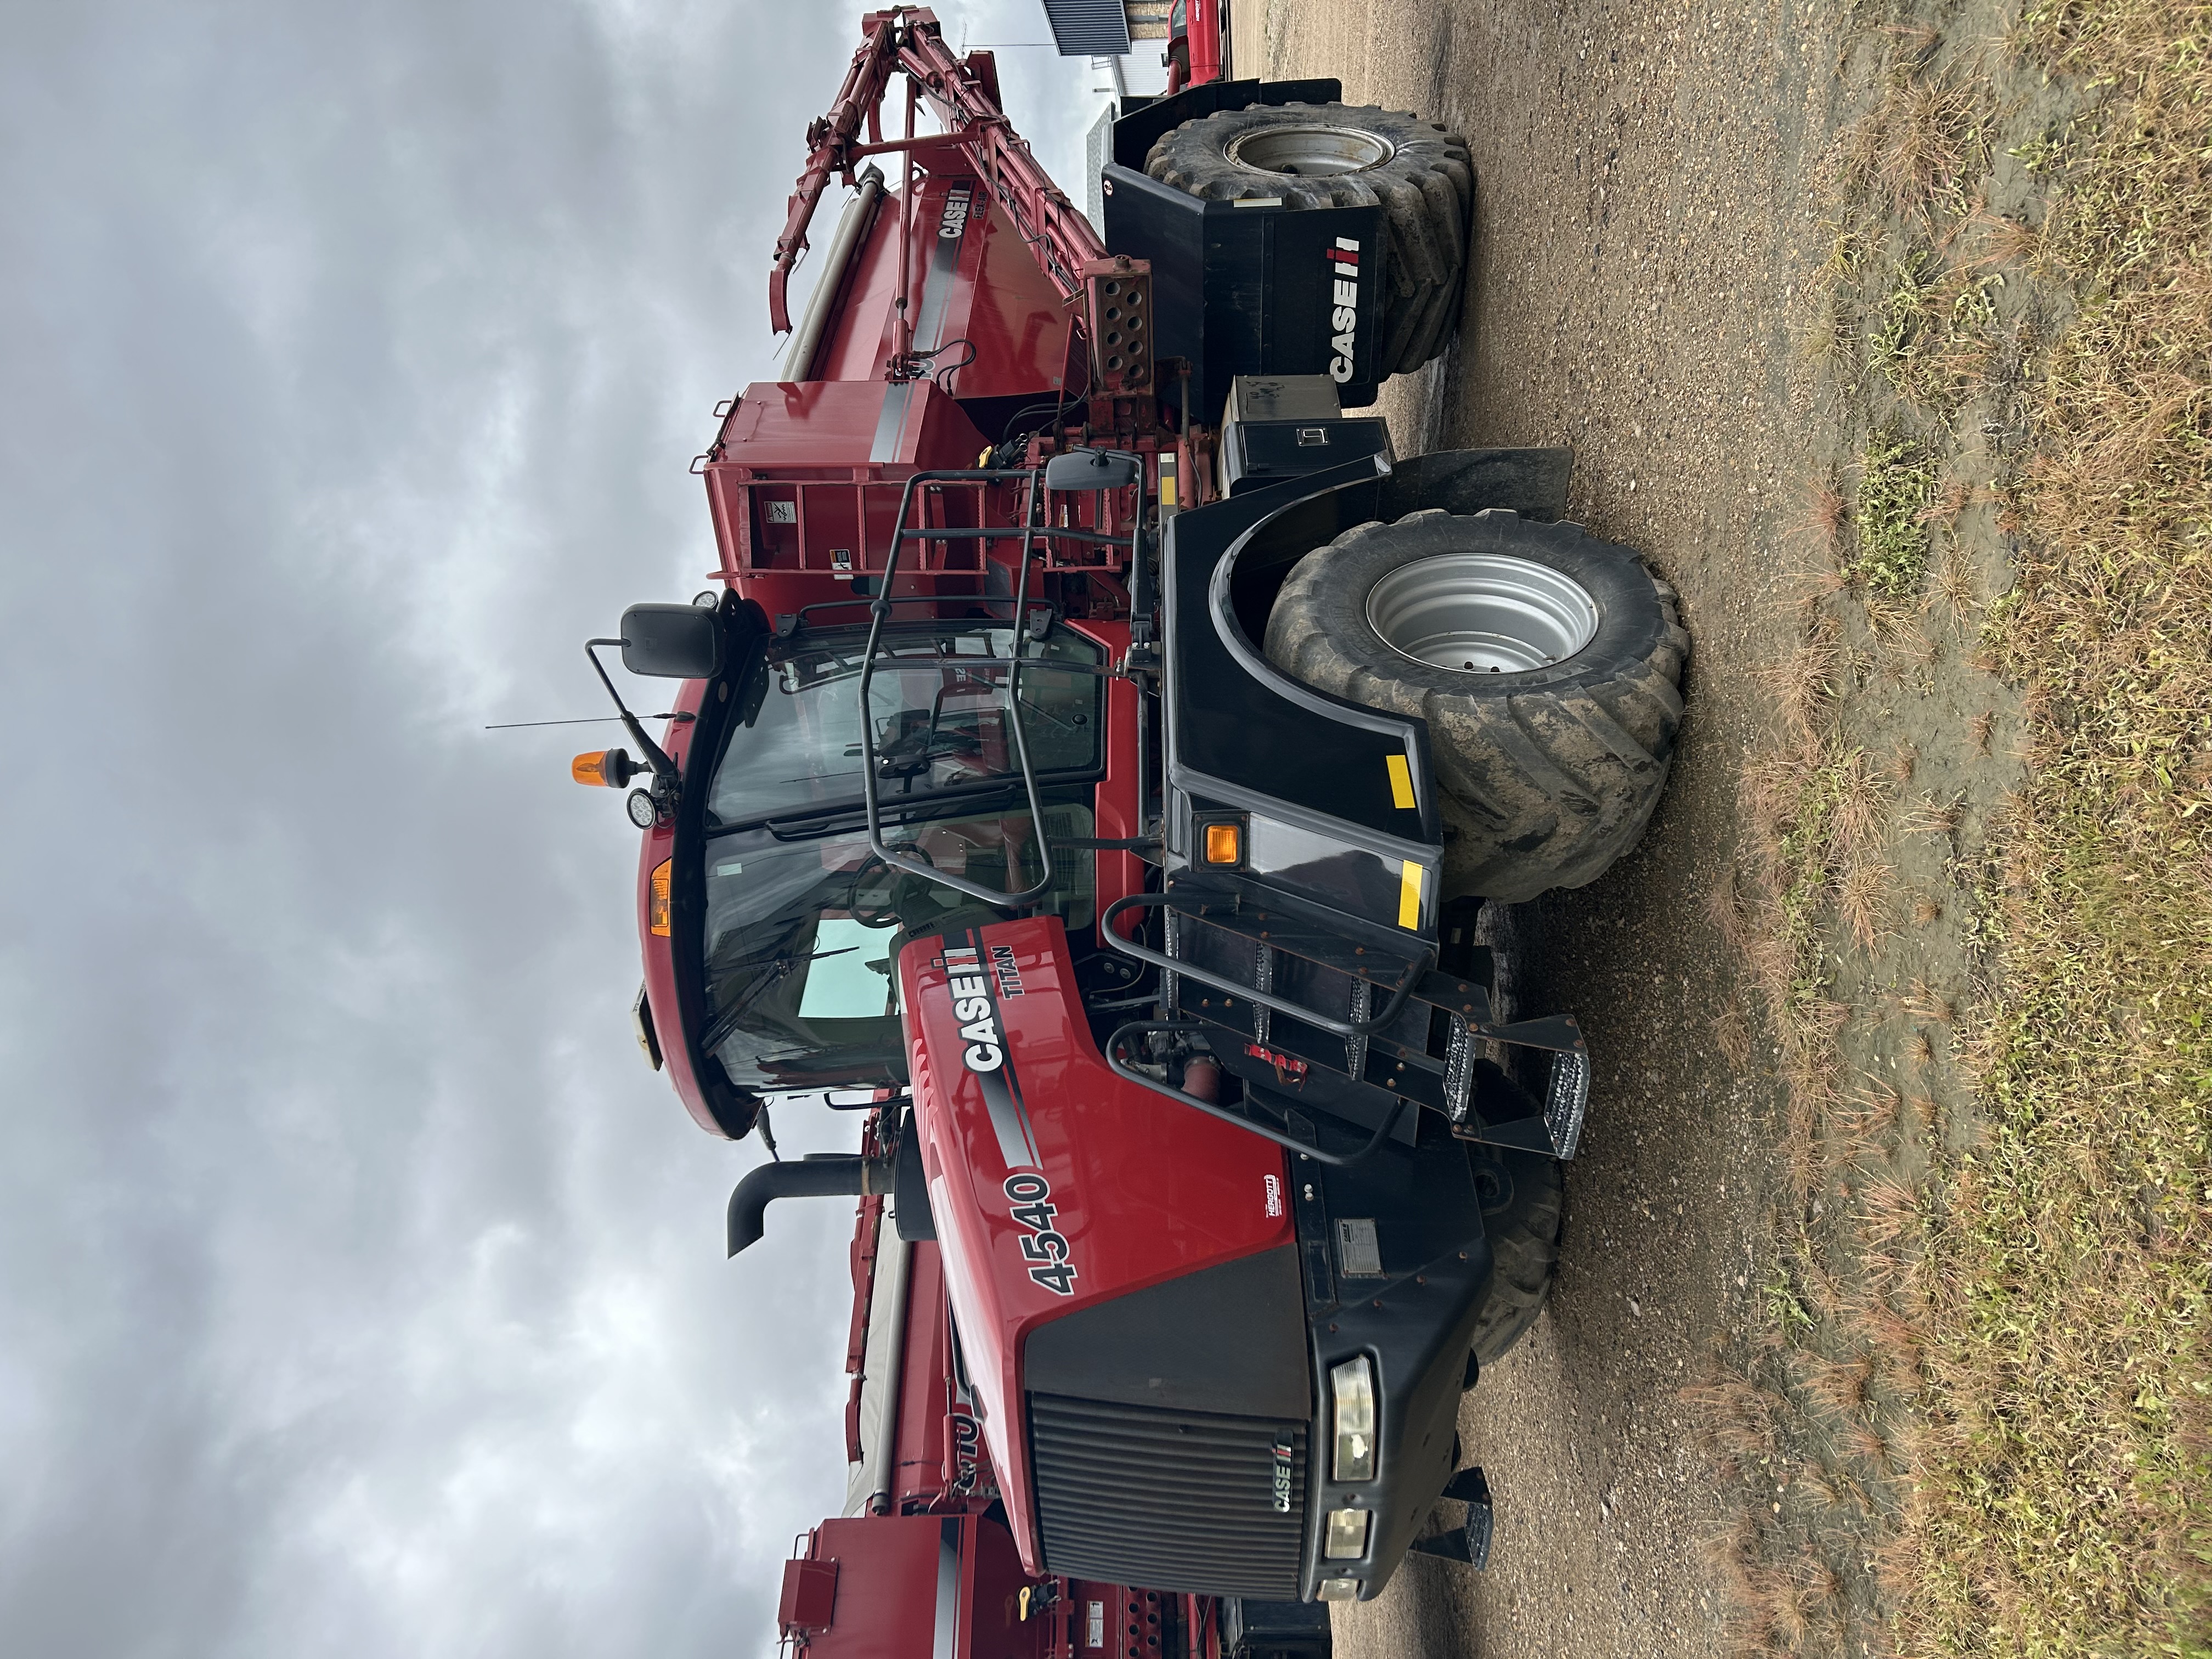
727, 1152, 893, 1256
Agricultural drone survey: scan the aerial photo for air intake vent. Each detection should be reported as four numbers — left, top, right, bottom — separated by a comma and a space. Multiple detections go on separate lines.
1027, 1393, 1307, 1598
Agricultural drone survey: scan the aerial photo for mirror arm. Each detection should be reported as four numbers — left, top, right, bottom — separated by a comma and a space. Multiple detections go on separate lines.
584, 639, 680, 781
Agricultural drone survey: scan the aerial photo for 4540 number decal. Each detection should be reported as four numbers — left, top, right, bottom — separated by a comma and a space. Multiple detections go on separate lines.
1003, 1171, 1078, 1297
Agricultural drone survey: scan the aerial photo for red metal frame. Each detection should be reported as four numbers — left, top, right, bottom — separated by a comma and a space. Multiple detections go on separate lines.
642, 7, 1220, 1142
771, 8, 1107, 337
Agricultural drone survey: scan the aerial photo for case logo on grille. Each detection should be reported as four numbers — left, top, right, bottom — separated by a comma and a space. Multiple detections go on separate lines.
1271, 1438, 1294, 1513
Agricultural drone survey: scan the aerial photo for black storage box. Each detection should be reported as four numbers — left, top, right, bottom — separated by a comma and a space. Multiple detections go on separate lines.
1223, 416, 1393, 495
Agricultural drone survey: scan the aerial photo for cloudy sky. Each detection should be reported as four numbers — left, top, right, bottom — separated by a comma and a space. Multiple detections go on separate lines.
0, 4, 1114, 1654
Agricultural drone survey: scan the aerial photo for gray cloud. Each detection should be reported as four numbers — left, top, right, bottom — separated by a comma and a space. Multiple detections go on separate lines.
0, 2, 1098, 1654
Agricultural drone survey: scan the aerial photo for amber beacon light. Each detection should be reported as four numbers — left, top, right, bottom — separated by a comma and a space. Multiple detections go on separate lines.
572, 748, 639, 788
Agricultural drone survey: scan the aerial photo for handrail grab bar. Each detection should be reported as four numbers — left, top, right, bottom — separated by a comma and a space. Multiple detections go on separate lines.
1098, 893, 1435, 1040
857, 470, 1058, 911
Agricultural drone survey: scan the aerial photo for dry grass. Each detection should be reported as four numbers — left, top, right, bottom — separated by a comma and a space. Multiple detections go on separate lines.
1964, 205, 2044, 269
1798, 476, 1850, 554
1857, 1171, 1925, 1250
1839, 1079, 1903, 1143
1929, 534, 1980, 622
1849, 1294, 1926, 1381
1713, 1001, 1755, 1068
1899, 793, 1963, 837
1702, 9, 2209, 1652
1841, 70, 1991, 230
1831, 751, 1892, 862
1755, 629, 1844, 750
1883, 21, 1943, 57
1805, 1352, 1878, 1421
1884, 0, 2212, 1641
1902, 978, 1955, 1025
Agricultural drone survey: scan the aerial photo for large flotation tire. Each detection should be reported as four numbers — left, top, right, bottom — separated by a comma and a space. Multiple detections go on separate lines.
1263, 509, 1689, 902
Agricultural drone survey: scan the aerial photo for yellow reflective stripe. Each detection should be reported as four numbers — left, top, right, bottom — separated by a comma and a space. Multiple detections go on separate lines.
1398, 861, 1424, 930
1385, 752, 1415, 810
1158, 455, 1178, 507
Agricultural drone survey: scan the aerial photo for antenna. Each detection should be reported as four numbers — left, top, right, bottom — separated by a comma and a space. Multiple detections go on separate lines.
484, 713, 692, 730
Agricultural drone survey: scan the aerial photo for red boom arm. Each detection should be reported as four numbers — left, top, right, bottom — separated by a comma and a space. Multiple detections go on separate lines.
768, 7, 1108, 336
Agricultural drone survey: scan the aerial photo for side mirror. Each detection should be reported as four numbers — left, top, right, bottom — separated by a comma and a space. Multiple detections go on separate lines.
620, 602, 723, 679
1044, 447, 1141, 493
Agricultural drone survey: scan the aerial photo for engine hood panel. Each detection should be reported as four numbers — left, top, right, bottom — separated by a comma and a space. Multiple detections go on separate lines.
899, 915, 1296, 1575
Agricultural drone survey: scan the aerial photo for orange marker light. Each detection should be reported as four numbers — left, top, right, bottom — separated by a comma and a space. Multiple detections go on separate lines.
573, 748, 636, 788
1203, 822, 1242, 865
649, 860, 673, 936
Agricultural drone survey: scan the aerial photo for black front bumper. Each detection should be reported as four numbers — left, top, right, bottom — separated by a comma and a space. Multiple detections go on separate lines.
1286, 1108, 1496, 1600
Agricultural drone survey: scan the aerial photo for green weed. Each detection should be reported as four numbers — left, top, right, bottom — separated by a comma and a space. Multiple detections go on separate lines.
1853, 431, 1938, 600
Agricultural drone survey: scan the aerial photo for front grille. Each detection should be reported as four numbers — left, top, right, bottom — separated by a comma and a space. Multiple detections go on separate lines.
1027, 1393, 1308, 1598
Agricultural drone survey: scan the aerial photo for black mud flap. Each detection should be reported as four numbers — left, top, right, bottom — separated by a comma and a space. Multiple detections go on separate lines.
1408, 1466, 1494, 1570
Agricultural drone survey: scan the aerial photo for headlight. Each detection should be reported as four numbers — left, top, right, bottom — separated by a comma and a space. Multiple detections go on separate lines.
1330, 1357, 1376, 1481
1324, 1507, 1370, 1560
1316, 1577, 1361, 1602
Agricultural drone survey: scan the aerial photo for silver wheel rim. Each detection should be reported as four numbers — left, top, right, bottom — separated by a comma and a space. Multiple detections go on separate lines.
1365, 553, 1600, 674
1225, 124, 1394, 177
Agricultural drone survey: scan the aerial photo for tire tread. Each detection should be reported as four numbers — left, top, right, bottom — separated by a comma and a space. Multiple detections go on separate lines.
1263, 510, 1690, 902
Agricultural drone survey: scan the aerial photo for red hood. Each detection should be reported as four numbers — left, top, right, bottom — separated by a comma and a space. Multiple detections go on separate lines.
900, 915, 1294, 1573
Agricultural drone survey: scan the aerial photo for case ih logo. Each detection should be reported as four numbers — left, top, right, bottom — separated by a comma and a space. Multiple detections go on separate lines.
1270, 1438, 1294, 1512
944, 945, 1005, 1072
938, 182, 974, 241
940, 930, 1044, 1171
1002, 1171, 1078, 1296
1325, 238, 1360, 383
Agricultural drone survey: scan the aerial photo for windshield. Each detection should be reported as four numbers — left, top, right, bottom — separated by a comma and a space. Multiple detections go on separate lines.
695, 797, 1096, 1093
707, 623, 1103, 828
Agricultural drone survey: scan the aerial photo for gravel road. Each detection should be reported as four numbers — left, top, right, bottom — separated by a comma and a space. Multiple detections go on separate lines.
1223, 0, 1863, 1651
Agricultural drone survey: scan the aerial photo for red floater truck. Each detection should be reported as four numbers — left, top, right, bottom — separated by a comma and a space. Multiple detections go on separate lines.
574, 4, 1688, 1610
